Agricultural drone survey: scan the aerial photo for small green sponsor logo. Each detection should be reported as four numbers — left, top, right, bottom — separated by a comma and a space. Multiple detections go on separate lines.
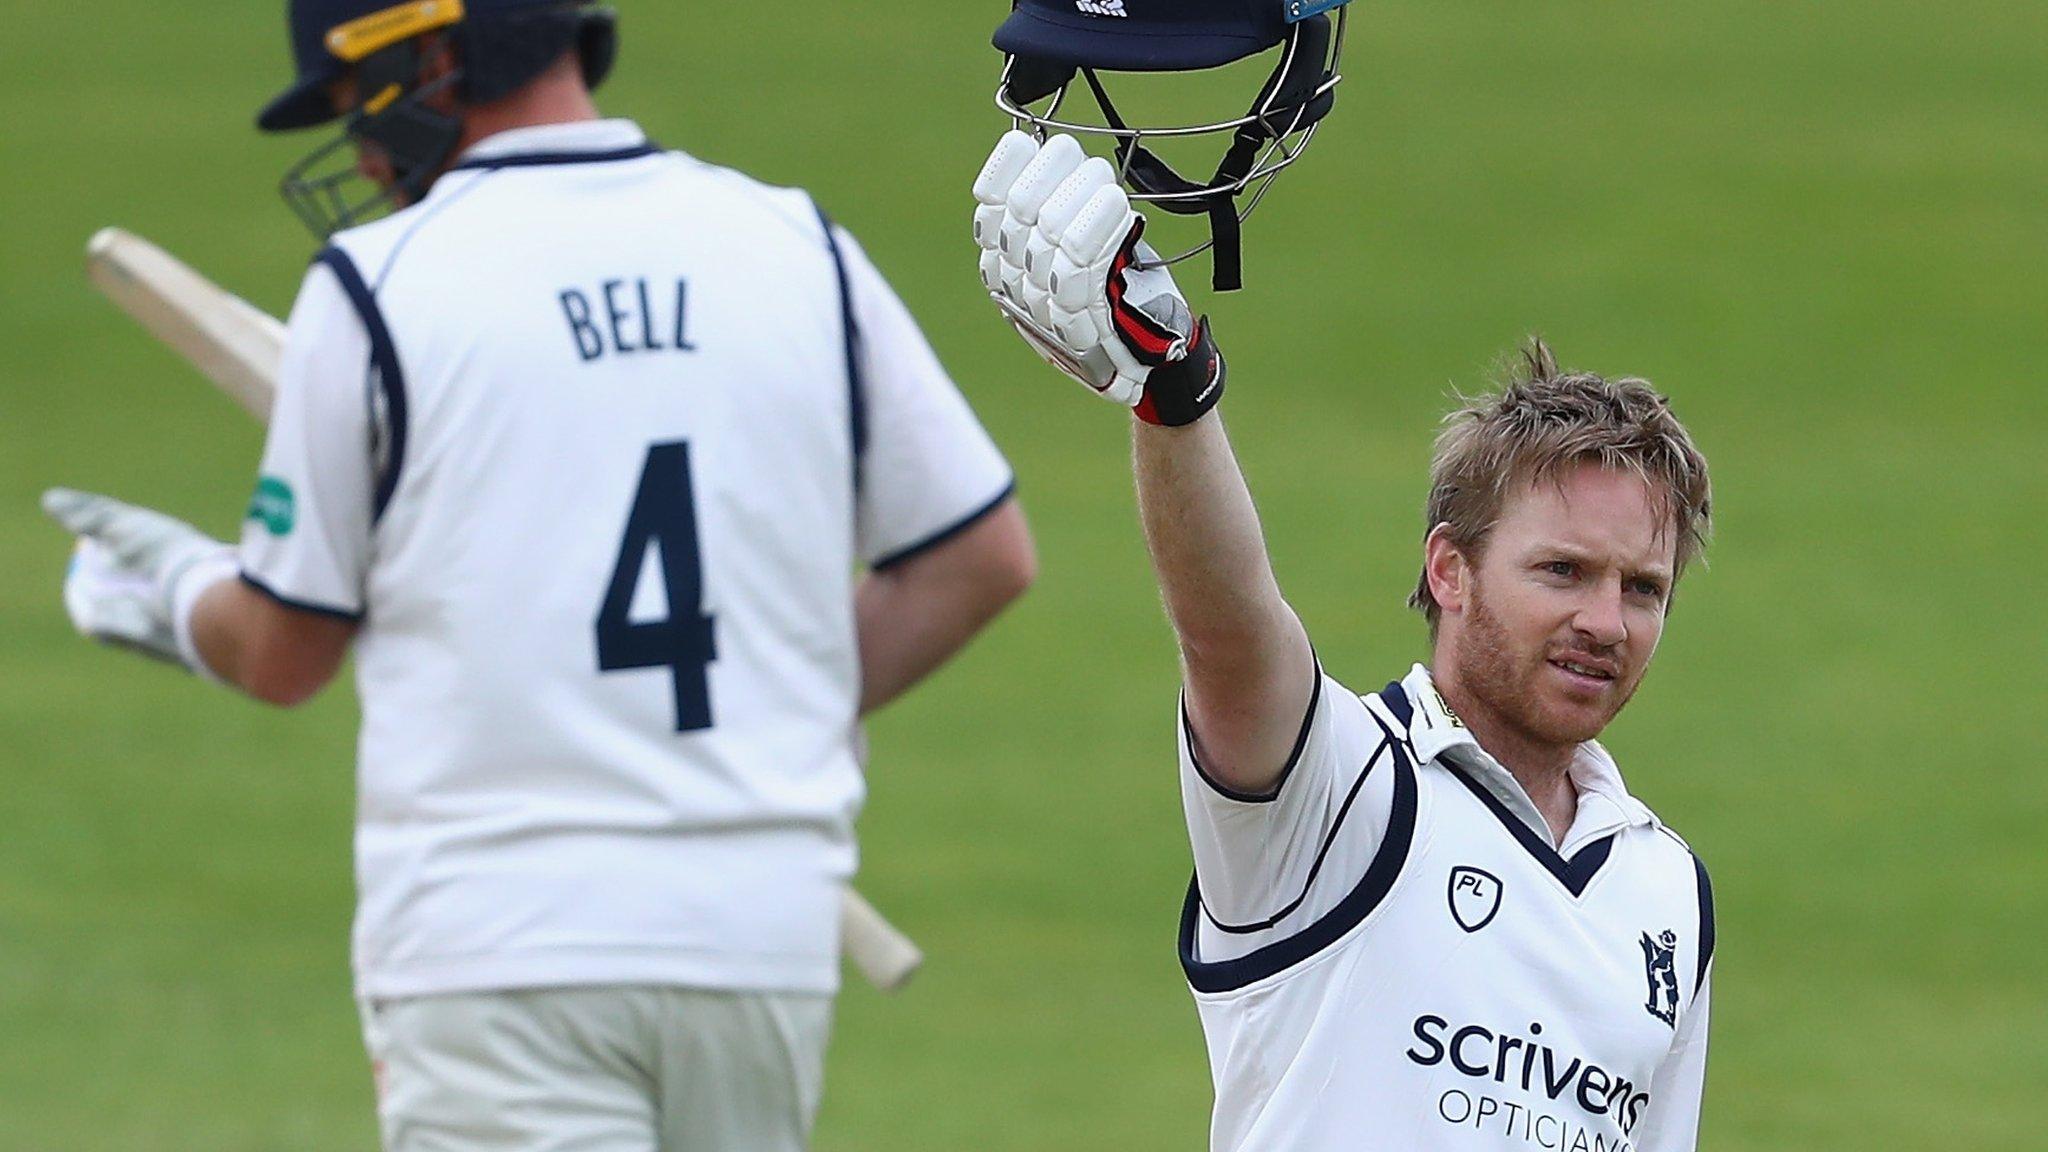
247, 476, 296, 536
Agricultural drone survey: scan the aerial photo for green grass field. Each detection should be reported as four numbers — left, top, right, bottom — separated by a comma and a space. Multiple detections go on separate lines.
3, 1, 2043, 1147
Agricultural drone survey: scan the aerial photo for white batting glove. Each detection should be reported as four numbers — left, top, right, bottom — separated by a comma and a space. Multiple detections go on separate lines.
42, 488, 238, 675
973, 131, 1226, 426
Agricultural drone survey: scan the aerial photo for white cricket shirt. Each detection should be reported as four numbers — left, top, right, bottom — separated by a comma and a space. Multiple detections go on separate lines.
239, 120, 1014, 999
1179, 664, 1713, 1151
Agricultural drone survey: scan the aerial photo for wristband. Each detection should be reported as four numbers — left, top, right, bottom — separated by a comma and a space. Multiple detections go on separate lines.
1133, 318, 1226, 427
167, 548, 239, 682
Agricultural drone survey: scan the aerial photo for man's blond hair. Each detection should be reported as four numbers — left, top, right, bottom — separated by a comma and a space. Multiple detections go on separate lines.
1409, 340, 1713, 628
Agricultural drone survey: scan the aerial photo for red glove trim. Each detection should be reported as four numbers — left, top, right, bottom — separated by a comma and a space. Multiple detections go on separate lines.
1105, 220, 1179, 360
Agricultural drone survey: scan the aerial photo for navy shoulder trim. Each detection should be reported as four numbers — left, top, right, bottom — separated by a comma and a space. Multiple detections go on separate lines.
1180, 706, 1418, 993
1201, 721, 1392, 934
813, 204, 867, 491
312, 246, 407, 525
239, 571, 364, 623
1693, 852, 1716, 989
869, 481, 1016, 571
1182, 659, 1324, 805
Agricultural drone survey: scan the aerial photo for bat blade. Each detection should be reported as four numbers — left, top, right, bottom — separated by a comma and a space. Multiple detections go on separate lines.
86, 227, 281, 421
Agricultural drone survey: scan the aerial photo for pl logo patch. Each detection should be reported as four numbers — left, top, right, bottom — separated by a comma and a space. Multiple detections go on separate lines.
1076, 0, 1127, 16
1641, 930, 1680, 1026
1447, 866, 1502, 933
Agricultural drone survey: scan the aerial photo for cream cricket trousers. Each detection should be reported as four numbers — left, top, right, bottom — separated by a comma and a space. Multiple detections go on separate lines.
360, 987, 833, 1152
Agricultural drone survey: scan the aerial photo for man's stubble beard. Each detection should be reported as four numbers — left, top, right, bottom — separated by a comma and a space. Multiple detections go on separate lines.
1455, 576, 1638, 750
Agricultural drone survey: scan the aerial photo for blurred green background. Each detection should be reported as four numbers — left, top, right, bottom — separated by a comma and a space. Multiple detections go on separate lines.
3, 1, 2043, 1148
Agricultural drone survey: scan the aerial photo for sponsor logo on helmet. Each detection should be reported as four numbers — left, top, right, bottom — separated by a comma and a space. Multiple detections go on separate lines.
1076, 0, 1128, 17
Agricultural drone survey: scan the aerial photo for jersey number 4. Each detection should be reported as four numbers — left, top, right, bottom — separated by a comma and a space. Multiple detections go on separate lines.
596, 441, 717, 732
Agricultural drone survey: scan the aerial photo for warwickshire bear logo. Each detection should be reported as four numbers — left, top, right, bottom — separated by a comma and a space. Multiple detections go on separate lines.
1641, 930, 1680, 1026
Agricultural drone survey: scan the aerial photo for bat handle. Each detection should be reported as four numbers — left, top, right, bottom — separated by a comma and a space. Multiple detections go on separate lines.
841, 888, 923, 992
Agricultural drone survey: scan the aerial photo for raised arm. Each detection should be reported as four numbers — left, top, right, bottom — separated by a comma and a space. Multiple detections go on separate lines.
1133, 418, 1314, 794
973, 131, 1313, 795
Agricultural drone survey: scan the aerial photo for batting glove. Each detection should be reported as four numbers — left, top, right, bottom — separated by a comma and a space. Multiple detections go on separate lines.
42, 488, 238, 676
973, 131, 1226, 427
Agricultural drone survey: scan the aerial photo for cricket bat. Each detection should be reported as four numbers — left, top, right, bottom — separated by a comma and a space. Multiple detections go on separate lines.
86, 229, 282, 423
85, 226, 925, 994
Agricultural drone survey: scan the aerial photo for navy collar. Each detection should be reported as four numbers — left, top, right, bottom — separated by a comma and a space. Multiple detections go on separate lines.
1394, 663, 1653, 854
1440, 759, 1618, 896
1376, 670, 1653, 898
449, 119, 659, 172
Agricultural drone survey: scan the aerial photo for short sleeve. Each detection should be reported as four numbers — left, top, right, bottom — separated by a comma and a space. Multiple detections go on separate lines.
236, 259, 374, 619
1632, 974, 1711, 1151
833, 227, 1014, 569
1180, 667, 1405, 950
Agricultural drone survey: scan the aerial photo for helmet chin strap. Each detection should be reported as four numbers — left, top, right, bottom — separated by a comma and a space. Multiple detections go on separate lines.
1082, 69, 1260, 292
353, 39, 466, 206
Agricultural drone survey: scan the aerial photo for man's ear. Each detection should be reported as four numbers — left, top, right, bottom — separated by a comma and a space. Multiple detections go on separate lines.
1423, 524, 1470, 619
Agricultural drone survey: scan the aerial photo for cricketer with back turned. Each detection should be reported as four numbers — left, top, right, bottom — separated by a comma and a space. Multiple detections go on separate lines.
43, 2, 1036, 1149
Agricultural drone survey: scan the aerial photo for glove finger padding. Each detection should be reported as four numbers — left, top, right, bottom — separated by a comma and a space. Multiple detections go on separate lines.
61, 538, 183, 664
43, 487, 239, 674
975, 133, 1120, 398
44, 488, 194, 569
972, 131, 1040, 210
1004, 134, 1086, 226
41, 487, 118, 538
1029, 156, 1114, 292
1057, 180, 1138, 268
1051, 184, 1150, 388
978, 247, 1004, 296
971, 202, 1006, 253
972, 132, 1224, 422
1003, 137, 1088, 323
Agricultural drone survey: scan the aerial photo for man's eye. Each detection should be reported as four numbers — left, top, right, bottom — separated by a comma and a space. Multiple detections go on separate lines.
1630, 579, 1666, 598
1541, 561, 1576, 578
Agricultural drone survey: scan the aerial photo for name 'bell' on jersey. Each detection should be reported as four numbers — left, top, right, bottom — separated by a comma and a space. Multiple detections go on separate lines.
239, 120, 1014, 1001
1177, 663, 1714, 1152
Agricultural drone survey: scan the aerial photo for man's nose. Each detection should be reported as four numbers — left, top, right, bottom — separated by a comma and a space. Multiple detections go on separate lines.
1573, 580, 1628, 648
